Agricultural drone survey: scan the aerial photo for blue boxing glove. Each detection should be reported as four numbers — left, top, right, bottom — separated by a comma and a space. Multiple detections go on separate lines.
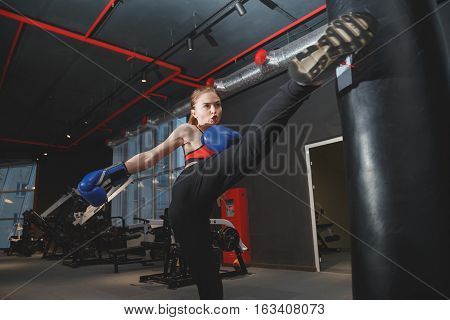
201, 125, 241, 153
77, 162, 130, 207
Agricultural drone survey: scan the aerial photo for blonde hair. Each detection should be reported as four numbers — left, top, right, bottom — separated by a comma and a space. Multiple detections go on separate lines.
188, 86, 220, 126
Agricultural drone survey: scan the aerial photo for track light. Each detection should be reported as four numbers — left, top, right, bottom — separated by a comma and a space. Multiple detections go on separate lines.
203, 28, 218, 47
66, 134, 71, 139
43, 152, 48, 156
235, 1, 246, 16
186, 37, 193, 51
141, 71, 147, 83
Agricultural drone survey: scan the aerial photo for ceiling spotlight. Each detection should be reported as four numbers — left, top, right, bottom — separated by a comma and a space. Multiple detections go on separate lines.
203, 28, 218, 47
141, 71, 147, 83
66, 134, 71, 139
36, 158, 39, 161
43, 152, 48, 156
235, 1, 247, 16
84, 121, 88, 125
186, 37, 193, 51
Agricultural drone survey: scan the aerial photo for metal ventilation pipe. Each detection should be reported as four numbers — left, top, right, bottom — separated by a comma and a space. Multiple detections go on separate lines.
214, 24, 326, 93
106, 24, 327, 145
153, 24, 326, 123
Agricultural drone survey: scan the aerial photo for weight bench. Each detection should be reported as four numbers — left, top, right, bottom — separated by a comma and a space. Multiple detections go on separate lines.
139, 218, 249, 289
108, 217, 170, 273
108, 245, 164, 273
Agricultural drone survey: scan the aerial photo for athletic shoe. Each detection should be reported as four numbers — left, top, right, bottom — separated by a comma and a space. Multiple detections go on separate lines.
288, 12, 378, 85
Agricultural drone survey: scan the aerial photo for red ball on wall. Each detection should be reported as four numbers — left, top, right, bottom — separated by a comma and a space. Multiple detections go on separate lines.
206, 77, 215, 87
254, 49, 268, 65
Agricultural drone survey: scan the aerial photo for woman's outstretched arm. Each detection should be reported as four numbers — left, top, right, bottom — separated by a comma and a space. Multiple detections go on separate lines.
125, 123, 193, 174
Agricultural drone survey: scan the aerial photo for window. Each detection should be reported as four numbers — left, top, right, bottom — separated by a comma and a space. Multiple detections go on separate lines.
111, 116, 186, 222
0, 163, 37, 248
16, 183, 27, 197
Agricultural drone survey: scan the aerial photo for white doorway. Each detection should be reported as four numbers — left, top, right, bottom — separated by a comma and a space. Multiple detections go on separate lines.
305, 137, 351, 273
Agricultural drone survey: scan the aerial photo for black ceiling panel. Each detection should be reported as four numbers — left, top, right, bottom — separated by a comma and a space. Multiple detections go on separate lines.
275, 0, 325, 21
0, 0, 111, 34
167, 0, 325, 76
95, 0, 228, 56
0, 0, 327, 152
168, 0, 291, 76
0, 26, 86, 138
0, 18, 20, 77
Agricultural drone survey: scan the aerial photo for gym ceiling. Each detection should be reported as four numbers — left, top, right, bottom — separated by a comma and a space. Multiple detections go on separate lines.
0, 0, 327, 155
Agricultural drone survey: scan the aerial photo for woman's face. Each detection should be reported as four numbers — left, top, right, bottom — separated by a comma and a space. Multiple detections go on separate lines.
192, 91, 222, 127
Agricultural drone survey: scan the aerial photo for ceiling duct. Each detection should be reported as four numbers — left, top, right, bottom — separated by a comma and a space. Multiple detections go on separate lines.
109, 24, 326, 146
161, 24, 325, 119
215, 25, 326, 92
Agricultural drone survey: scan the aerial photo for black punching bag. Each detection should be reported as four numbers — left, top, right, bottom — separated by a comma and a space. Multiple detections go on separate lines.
326, 0, 449, 298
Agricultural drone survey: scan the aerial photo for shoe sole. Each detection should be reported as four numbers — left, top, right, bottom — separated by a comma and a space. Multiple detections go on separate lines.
288, 12, 377, 84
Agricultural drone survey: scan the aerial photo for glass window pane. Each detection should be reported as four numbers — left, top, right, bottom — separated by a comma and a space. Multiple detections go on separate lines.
137, 178, 153, 220
125, 182, 138, 226
127, 135, 137, 158
2, 165, 32, 191
121, 189, 128, 224
0, 163, 37, 248
111, 144, 123, 220
172, 117, 187, 170
110, 119, 187, 224
0, 165, 33, 220
138, 130, 154, 178
141, 129, 155, 150
0, 168, 8, 190
157, 122, 170, 142
111, 196, 121, 221
155, 173, 170, 218
122, 141, 129, 160
113, 144, 122, 163
21, 165, 36, 214
155, 123, 170, 175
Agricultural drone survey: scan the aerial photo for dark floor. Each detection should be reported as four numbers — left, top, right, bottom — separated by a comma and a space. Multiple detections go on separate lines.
320, 249, 351, 274
0, 253, 352, 300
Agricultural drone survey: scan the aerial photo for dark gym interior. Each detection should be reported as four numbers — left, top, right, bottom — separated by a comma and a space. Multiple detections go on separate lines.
1, 0, 449, 300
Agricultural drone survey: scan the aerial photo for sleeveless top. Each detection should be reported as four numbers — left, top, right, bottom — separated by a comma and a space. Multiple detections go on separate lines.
183, 126, 216, 165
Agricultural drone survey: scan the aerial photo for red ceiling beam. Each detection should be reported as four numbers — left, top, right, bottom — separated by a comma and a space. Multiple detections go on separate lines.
84, 0, 117, 38
96, 125, 113, 133
0, 6, 327, 86
68, 5, 327, 146
149, 92, 169, 100
0, 8, 181, 73
0, 21, 23, 89
0, 89, 168, 148
0, 137, 69, 149
0, 6, 326, 148
178, 4, 327, 82
70, 70, 180, 146
171, 77, 204, 89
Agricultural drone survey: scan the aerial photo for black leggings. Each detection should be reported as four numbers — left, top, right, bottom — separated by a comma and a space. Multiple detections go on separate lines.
168, 80, 315, 299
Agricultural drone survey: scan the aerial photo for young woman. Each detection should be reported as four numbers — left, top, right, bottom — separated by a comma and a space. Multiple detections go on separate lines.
78, 12, 377, 299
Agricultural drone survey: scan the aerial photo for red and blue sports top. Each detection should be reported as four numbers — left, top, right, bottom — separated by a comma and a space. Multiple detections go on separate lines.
183, 127, 216, 165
